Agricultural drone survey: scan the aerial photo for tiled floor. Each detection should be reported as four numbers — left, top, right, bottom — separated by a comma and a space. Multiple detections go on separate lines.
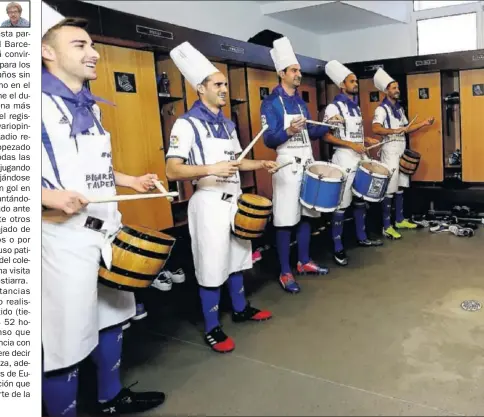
118, 229, 483, 416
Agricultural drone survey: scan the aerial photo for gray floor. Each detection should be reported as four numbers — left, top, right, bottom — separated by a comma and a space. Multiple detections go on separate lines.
122, 230, 483, 416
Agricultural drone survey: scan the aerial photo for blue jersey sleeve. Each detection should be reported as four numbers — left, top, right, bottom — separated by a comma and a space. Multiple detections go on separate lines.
260, 98, 290, 149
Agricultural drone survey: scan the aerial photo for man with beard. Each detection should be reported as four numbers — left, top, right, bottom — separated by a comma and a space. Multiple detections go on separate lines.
322, 60, 383, 267
372, 68, 434, 239
166, 42, 277, 353
260, 36, 331, 295
41, 3, 165, 416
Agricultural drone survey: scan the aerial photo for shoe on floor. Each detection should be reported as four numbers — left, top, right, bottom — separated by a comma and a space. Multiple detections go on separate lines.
167, 268, 186, 284
204, 326, 235, 353
279, 273, 300, 294
395, 219, 418, 229
97, 382, 165, 415
151, 271, 172, 291
296, 260, 329, 275
252, 250, 262, 263
383, 226, 402, 240
333, 250, 348, 266
121, 321, 131, 331
357, 238, 383, 247
131, 303, 148, 321
232, 302, 272, 323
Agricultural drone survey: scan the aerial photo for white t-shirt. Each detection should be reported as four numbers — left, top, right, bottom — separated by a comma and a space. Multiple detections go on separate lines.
166, 117, 242, 194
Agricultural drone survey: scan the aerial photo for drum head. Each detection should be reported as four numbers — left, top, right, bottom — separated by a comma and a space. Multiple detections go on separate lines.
239, 193, 272, 208
123, 224, 175, 241
308, 163, 343, 179
404, 149, 421, 158
362, 161, 390, 176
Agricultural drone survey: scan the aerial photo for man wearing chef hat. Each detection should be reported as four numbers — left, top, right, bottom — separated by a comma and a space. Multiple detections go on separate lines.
372, 68, 435, 239
322, 60, 383, 267
41, 3, 165, 416
260, 36, 330, 295
165, 42, 276, 353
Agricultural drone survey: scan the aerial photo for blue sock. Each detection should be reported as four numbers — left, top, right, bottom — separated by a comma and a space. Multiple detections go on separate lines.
276, 228, 292, 274
199, 286, 221, 333
354, 203, 368, 241
382, 196, 393, 229
42, 365, 79, 417
91, 325, 123, 403
332, 210, 345, 252
296, 220, 311, 264
227, 272, 247, 313
395, 191, 404, 223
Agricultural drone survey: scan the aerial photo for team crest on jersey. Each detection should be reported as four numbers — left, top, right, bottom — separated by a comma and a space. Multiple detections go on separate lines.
170, 135, 179, 146
261, 115, 267, 127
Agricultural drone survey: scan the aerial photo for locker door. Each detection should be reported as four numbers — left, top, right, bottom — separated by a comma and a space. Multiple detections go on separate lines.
407, 73, 444, 182
459, 69, 484, 182
359, 78, 385, 160
246, 68, 279, 199
90, 44, 174, 230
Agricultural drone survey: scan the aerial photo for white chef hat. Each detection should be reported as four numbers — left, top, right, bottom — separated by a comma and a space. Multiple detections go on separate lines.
325, 60, 353, 86
373, 68, 396, 92
170, 41, 220, 90
270, 37, 299, 73
42, 2, 65, 37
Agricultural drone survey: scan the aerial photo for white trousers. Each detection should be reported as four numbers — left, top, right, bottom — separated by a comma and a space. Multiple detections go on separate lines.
272, 155, 321, 227
188, 190, 252, 287
332, 149, 362, 210
42, 223, 135, 372
380, 148, 409, 195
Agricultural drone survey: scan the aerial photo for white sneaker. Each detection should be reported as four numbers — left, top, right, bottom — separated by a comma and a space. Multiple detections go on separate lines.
151, 271, 172, 291
166, 268, 186, 284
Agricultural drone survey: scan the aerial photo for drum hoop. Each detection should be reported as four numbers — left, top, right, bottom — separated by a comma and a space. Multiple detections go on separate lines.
238, 196, 272, 210
122, 225, 175, 246
359, 161, 390, 179
306, 162, 345, 182
113, 238, 170, 260
236, 208, 270, 219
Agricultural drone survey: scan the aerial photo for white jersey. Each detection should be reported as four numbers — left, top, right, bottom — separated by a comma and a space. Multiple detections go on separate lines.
373, 103, 409, 154
324, 101, 364, 145
166, 117, 242, 195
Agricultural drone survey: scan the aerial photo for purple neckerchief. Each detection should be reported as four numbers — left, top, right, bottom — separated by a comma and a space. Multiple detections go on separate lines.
334, 93, 360, 116
381, 97, 402, 120
41, 67, 114, 136
183, 100, 235, 138
273, 84, 306, 107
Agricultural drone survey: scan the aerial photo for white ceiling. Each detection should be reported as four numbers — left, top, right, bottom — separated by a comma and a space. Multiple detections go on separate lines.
255, 1, 408, 35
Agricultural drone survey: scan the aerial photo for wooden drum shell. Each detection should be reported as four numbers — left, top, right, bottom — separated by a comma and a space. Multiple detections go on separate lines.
98, 225, 176, 292
399, 150, 421, 176
233, 194, 272, 240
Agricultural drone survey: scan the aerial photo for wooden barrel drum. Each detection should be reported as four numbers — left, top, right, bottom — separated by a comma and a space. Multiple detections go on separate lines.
399, 149, 421, 175
99, 225, 176, 291
233, 193, 272, 240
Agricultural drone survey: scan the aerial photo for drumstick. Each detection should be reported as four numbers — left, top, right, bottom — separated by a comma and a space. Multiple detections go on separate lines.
271, 160, 293, 174
89, 192, 178, 204
237, 125, 268, 162
406, 114, 418, 130
153, 179, 174, 202
365, 115, 419, 151
306, 119, 340, 129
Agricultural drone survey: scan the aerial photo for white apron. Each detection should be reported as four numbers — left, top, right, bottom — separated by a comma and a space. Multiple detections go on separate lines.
42, 93, 135, 372
186, 118, 252, 287
330, 102, 365, 209
378, 105, 409, 195
272, 96, 320, 227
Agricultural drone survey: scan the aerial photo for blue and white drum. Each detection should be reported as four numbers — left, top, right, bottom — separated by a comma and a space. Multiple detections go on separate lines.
352, 160, 391, 202
300, 162, 345, 212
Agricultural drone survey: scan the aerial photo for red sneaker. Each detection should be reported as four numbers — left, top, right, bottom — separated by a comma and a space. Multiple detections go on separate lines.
232, 303, 272, 322
204, 326, 235, 353
297, 261, 329, 275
